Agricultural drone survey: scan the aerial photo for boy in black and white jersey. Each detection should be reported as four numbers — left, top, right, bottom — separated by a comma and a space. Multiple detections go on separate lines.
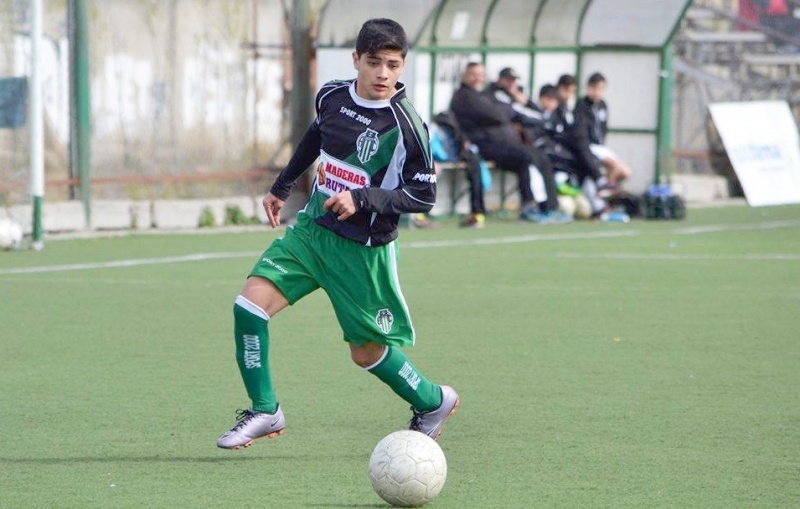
574, 73, 632, 188
216, 18, 458, 450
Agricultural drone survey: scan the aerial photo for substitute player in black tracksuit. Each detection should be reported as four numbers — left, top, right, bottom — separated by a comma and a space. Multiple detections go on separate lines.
575, 95, 608, 147
538, 85, 608, 215
485, 69, 562, 218
573, 73, 631, 187
450, 63, 567, 223
511, 85, 584, 179
552, 103, 606, 187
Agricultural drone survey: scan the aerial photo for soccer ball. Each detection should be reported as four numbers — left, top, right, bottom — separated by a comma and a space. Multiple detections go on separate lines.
557, 195, 576, 217
0, 218, 23, 250
574, 194, 593, 220
369, 430, 447, 507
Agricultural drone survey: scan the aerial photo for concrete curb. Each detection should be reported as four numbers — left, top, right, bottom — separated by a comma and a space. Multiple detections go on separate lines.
4, 196, 266, 234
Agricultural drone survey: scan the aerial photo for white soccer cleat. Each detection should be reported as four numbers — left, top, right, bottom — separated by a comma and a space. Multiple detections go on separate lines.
216, 406, 285, 450
408, 385, 459, 440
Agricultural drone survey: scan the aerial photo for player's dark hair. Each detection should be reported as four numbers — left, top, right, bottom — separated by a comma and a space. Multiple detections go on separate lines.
465, 61, 482, 71
539, 84, 558, 99
356, 18, 408, 58
557, 74, 576, 88
587, 72, 606, 85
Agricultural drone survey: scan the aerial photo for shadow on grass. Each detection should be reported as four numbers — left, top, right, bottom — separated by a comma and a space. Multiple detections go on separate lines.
306, 505, 386, 508
0, 451, 369, 466
0, 455, 289, 465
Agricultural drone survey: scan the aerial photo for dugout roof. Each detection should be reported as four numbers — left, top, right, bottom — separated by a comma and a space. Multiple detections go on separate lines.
317, 0, 694, 192
318, 0, 690, 51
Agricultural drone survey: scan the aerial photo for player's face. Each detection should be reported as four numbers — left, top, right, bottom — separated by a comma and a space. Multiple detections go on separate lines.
463, 65, 486, 91
498, 76, 517, 93
587, 81, 606, 102
540, 95, 558, 113
353, 50, 406, 101
558, 84, 577, 103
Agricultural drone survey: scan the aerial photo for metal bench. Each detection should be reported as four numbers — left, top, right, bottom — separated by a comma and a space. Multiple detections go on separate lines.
437, 160, 517, 216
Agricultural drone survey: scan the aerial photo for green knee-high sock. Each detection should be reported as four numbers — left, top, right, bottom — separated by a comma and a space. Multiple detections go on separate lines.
233, 295, 277, 414
367, 346, 443, 412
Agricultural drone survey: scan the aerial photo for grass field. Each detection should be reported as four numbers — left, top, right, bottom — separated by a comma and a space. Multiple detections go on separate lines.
1, 204, 799, 508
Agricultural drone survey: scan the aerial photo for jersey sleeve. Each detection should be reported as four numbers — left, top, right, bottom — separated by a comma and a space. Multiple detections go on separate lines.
269, 122, 321, 200
269, 83, 344, 199
350, 100, 436, 215
397, 110, 436, 209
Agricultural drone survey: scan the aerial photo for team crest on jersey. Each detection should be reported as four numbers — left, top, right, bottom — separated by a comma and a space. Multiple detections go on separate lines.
375, 308, 394, 334
356, 128, 380, 164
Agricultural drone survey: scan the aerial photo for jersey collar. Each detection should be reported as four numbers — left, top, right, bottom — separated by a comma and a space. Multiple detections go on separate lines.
349, 81, 405, 109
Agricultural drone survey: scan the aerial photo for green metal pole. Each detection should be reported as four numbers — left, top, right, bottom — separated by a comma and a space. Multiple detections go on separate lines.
426, 0, 447, 120
574, 0, 593, 97
69, 0, 91, 227
428, 51, 437, 120
656, 43, 674, 185
528, 0, 549, 91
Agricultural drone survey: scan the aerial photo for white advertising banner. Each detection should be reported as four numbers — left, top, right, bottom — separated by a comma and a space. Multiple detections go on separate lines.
709, 101, 800, 206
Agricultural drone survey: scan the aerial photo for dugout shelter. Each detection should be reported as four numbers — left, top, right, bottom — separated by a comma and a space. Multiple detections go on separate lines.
317, 0, 693, 195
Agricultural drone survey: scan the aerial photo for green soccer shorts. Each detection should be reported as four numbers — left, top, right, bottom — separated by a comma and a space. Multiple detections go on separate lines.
249, 217, 415, 347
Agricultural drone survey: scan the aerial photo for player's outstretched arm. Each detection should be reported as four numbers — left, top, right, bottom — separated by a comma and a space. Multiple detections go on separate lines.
269, 123, 322, 202
263, 193, 285, 228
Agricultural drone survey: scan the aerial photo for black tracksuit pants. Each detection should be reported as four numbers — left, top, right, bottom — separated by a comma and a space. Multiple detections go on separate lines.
461, 150, 486, 214
476, 139, 559, 212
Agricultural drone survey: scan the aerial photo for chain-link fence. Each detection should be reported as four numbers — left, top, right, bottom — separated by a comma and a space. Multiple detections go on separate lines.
0, 0, 293, 206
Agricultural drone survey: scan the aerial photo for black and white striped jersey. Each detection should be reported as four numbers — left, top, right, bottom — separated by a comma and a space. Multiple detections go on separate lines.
270, 80, 435, 246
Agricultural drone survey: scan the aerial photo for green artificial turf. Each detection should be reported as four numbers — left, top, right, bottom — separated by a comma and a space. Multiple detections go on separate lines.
1, 204, 798, 508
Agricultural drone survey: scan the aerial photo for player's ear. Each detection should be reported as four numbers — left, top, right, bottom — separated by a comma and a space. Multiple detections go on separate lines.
352, 51, 360, 70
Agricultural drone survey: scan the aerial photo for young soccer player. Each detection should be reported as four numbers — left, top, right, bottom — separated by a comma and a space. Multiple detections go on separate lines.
574, 72, 632, 187
216, 18, 459, 450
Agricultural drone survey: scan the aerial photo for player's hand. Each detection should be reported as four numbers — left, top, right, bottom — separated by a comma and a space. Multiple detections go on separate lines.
511, 87, 529, 105
324, 191, 356, 221
263, 193, 285, 228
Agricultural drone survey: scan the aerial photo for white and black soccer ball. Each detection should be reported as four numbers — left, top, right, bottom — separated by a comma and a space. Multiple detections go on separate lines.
0, 218, 23, 250
369, 430, 447, 507
574, 194, 594, 220
558, 195, 577, 218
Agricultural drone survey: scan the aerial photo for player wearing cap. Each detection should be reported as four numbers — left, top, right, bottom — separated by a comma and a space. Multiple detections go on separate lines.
486, 67, 568, 222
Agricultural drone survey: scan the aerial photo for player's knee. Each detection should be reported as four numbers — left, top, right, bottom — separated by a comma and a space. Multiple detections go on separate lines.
350, 343, 385, 368
612, 162, 630, 180
350, 349, 374, 368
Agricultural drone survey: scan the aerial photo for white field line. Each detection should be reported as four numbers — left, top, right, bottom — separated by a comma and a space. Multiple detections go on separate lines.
402, 229, 640, 249
2, 218, 799, 276
0, 230, 638, 276
550, 252, 800, 261
0, 252, 260, 276
673, 219, 800, 234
